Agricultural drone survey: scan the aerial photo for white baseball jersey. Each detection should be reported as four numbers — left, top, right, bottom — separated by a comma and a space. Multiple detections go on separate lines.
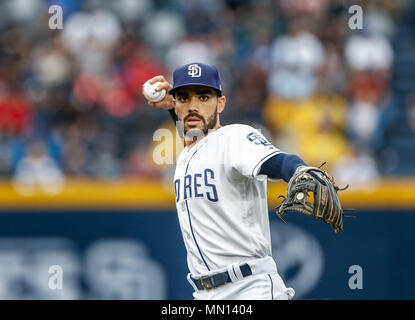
173, 124, 282, 276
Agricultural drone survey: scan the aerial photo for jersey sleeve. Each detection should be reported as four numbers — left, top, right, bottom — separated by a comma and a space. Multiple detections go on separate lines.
224, 125, 281, 180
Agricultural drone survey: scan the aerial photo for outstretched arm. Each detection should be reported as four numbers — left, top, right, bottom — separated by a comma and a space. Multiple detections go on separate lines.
258, 153, 307, 182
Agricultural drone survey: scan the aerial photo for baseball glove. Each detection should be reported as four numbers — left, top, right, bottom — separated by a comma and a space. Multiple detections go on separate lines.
275, 164, 349, 233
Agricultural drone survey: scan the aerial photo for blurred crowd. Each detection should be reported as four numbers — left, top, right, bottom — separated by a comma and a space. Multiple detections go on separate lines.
0, 0, 413, 190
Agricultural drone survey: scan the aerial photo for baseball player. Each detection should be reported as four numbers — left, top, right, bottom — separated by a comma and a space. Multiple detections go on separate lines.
144, 62, 345, 300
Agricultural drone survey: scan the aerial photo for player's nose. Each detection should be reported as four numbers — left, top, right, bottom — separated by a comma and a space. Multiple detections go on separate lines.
188, 96, 200, 111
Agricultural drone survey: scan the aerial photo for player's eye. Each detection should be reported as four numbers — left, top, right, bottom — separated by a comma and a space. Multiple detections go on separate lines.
199, 95, 209, 102
177, 95, 188, 103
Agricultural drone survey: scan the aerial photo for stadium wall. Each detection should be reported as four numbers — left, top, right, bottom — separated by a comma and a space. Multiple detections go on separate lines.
0, 179, 414, 299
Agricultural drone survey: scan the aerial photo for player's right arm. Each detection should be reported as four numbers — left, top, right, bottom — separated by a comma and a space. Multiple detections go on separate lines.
143, 75, 178, 123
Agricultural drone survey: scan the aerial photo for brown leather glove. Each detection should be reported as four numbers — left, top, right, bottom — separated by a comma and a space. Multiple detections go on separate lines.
275, 165, 348, 233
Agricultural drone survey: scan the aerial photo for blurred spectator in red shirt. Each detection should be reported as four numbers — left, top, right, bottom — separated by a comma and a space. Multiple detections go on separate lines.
0, 90, 33, 135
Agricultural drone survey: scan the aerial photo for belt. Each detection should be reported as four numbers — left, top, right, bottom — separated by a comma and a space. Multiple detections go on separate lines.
190, 263, 252, 290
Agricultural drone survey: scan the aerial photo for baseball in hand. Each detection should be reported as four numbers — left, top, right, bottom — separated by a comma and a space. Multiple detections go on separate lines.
143, 81, 166, 103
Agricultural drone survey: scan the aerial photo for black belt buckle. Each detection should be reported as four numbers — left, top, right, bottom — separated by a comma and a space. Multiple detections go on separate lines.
194, 264, 252, 291
200, 275, 214, 290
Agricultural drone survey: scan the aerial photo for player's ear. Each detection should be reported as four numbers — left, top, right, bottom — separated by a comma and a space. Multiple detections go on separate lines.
217, 95, 226, 113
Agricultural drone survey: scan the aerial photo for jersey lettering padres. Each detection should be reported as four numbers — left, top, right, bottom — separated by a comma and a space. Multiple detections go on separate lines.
174, 124, 282, 275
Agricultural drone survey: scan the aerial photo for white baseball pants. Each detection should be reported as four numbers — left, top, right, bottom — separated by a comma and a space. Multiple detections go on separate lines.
187, 256, 295, 300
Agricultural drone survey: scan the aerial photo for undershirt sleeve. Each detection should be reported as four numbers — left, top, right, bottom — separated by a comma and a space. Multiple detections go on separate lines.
258, 153, 307, 182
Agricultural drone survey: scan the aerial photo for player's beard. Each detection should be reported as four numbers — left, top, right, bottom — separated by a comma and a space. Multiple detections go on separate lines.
184, 104, 218, 136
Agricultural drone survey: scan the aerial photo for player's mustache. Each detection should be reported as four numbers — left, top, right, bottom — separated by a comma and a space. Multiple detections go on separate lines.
184, 113, 205, 123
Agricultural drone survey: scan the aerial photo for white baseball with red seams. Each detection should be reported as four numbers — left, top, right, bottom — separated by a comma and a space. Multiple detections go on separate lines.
143, 80, 166, 102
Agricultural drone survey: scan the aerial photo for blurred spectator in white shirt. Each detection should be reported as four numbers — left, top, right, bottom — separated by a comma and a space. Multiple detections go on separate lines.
345, 32, 394, 153
62, 8, 121, 75
268, 16, 325, 100
165, 35, 217, 71
345, 33, 394, 71
12, 140, 65, 195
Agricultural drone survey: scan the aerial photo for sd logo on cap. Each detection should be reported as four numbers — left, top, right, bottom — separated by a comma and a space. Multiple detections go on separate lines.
169, 62, 222, 97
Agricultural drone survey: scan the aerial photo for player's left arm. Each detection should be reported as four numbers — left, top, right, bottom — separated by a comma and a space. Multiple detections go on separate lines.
258, 153, 307, 182
267, 155, 350, 233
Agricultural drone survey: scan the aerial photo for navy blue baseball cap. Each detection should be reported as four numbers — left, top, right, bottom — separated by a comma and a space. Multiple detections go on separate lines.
169, 62, 222, 96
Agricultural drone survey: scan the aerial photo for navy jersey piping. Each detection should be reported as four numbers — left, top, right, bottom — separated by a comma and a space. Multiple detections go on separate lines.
268, 274, 274, 300
184, 147, 211, 271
